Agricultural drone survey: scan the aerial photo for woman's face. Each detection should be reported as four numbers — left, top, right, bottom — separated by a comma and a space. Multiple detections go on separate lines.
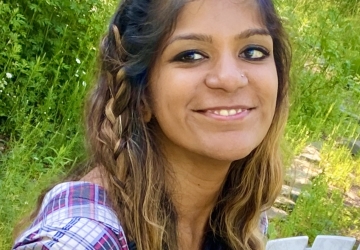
149, 0, 278, 165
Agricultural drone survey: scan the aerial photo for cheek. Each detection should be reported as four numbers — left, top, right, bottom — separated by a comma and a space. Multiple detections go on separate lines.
149, 71, 179, 120
149, 67, 199, 114
252, 66, 278, 104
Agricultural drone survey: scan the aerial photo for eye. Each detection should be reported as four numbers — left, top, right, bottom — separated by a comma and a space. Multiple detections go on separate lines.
240, 46, 270, 61
172, 50, 207, 63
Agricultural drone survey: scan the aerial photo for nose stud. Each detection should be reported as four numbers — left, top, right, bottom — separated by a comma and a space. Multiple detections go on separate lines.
239, 73, 248, 85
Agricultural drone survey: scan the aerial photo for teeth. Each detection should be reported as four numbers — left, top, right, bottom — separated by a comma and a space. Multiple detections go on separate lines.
213, 109, 244, 116
220, 110, 229, 116
229, 109, 237, 115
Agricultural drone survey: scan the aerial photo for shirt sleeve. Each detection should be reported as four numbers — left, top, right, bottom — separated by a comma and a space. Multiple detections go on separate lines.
12, 182, 129, 250
13, 217, 127, 250
259, 211, 268, 236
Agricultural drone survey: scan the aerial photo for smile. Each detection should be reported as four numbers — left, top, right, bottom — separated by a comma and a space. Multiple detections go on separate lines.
210, 109, 245, 117
195, 105, 254, 121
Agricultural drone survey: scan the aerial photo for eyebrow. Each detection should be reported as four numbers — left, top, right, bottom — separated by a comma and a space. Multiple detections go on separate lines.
235, 28, 270, 39
165, 28, 270, 47
166, 33, 213, 47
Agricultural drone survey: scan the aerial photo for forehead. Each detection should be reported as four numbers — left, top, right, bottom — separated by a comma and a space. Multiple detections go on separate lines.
173, 0, 263, 34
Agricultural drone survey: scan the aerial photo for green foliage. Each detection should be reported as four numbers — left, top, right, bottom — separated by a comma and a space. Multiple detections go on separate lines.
271, 126, 360, 242
271, 173, 359, 243
279, 176, 344, 240
321, 141, 358, 192
0, 0, 114, 135
0, 0, 117, 248
277, 0, 360, 139
272, 0, 360, 244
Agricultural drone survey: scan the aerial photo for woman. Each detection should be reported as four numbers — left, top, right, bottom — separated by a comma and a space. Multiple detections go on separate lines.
13, 0, 291, 249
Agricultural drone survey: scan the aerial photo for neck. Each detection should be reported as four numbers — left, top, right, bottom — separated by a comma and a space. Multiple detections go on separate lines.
165, 152, 231, 249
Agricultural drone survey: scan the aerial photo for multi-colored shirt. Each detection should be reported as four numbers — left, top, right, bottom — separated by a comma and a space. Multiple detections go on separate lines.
13, 182, 128, 250
13, 181, 268, 249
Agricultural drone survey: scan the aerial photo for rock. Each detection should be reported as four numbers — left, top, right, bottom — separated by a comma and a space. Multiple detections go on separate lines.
274, 196, 296, 211
0, 139, 5, 154
344, 185, 360, 208
337, 138, 360, 156
340, 105, 360, 124
311, 141, 323, 151
300, 152, 321, 163
284, 146, 322, 189
267, 207, 288, 220
347, 140, 360, 156
275, 144, 324, 219
281, 185, 302, 201
284, 163, 316, 189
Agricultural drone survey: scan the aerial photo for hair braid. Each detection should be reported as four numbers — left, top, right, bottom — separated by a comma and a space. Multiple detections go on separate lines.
92, 16, 177, 248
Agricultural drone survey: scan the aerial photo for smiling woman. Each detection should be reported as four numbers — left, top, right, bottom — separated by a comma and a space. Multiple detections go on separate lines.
13, 0, 291, 250
151, 1, 278, 164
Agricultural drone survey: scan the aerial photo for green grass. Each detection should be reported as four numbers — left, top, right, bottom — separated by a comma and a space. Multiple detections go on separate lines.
0, 0, 118, 248
269, 0, 360, 244
0, 0, 359, 248
270, 129, 360, 244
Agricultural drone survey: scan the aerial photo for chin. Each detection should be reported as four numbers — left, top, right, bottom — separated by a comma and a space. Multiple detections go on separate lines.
207, 148, 254, 164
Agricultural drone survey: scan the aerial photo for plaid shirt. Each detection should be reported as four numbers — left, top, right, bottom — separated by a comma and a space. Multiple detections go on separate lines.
13, 181, 268, 249
13, 182, 128, 250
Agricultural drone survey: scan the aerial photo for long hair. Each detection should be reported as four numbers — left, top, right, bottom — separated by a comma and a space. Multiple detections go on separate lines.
19, 0, 291, 249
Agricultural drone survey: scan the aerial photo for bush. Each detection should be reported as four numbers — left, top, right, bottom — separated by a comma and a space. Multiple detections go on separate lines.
0, 0, 117, 248
0, 0, 114, 136
277, 0, 360, 139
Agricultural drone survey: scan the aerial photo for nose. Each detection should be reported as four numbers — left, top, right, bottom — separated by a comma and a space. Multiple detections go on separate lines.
205, 54, 248, 92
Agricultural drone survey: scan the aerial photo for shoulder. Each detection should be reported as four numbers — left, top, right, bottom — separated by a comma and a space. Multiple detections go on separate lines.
13, 181, 129, 250
80, 166, 106, 188
259, 211, 268, 236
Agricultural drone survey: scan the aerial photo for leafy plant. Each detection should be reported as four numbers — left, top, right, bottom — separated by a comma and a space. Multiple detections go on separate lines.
0, 0, 117, 248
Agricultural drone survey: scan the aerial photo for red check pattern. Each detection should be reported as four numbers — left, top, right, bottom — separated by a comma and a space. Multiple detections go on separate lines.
13, 181, 268, 249
13, 182, 128, 250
